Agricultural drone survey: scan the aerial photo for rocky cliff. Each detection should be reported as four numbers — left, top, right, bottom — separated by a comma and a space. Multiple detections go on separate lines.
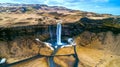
75, 31, 120, 55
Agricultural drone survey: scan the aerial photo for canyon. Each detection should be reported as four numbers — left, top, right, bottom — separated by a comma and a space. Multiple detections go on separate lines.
0, 3, 120, 67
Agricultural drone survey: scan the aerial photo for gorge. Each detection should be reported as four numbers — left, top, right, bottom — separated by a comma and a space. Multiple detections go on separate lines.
0, 3, 120, 67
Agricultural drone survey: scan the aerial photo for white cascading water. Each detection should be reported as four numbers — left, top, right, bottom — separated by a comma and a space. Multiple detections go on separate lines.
56, 22, 62, 45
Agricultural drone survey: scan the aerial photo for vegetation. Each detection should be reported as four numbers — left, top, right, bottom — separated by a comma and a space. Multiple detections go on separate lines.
103, 18, 120, 28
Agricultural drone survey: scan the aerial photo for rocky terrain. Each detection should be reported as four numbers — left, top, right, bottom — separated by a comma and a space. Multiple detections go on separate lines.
0, 3, 117, 27
0, 3, 120, 67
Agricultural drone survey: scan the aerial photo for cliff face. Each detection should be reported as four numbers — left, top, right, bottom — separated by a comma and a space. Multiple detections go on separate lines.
0, 33, 53, 64
0, 37, 40, 58
75, 31, 120, 55
0, 24, 73, 58
0, 18, 120, 59
74, 31, 120, 67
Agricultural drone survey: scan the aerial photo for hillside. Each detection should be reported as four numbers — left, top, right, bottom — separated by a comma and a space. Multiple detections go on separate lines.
0, 3, 118, 28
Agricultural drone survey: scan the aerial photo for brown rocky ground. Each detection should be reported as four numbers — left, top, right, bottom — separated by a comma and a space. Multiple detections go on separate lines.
10, 58, 48, 67
9, 45, 120, 67
0, 11, 110, 28
75, 31, 120, 67
0, 13, 79, 27
76, 46, 120, 67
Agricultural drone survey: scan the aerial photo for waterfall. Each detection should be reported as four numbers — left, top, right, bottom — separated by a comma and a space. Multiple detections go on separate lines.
56, 22, 62, 45
49, 25, 53, 42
